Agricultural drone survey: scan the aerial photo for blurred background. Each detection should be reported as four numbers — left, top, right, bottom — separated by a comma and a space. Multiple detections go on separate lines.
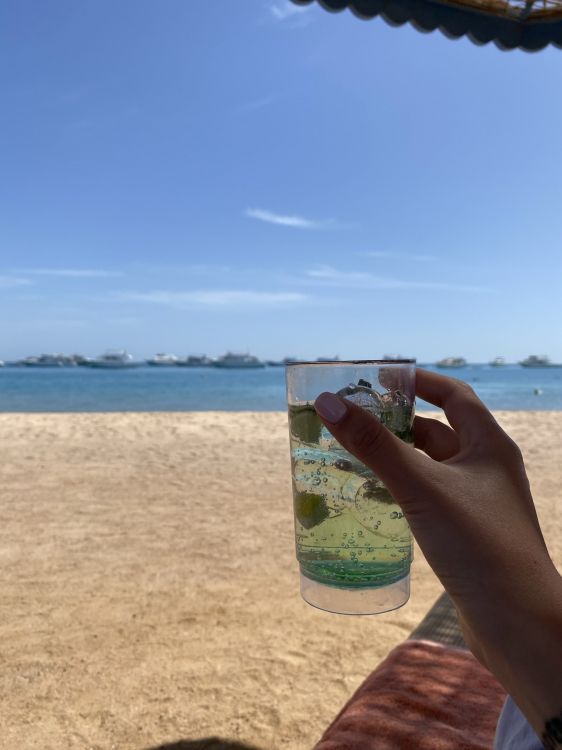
1, 0, 562, 408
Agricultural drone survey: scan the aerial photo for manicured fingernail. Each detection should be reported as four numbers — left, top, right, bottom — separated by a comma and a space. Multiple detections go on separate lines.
315, 392, 348, 424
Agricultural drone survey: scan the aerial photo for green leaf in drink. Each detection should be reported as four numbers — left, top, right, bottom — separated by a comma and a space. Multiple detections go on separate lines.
294, 491, 330, 529
288, 404, 322, 444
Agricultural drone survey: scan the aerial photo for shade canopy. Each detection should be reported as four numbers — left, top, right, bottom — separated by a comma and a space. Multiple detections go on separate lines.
292, 0, 562, 50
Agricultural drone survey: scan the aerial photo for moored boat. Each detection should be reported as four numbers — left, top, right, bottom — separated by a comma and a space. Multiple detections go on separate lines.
214, 352, 265, 369
147, 353, 179, 366
176, 355, 214, 367
88, 350, 141, 369
519, 355, 562, 368
19, 354, 66, 367
436, 357, 467, 369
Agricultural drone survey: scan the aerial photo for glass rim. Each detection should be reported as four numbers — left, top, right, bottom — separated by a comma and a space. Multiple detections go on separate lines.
285, 358, 416, 368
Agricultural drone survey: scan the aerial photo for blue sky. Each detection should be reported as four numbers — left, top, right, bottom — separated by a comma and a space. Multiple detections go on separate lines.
1, 0, 562, 362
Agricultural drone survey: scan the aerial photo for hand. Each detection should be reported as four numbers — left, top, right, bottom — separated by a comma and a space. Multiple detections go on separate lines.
314, 369, 562, 741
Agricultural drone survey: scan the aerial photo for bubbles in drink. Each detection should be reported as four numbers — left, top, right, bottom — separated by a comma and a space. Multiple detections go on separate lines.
288, 380, 413, 588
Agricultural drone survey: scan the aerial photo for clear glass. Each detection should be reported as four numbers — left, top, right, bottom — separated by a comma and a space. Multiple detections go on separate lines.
285, 360, 415, 615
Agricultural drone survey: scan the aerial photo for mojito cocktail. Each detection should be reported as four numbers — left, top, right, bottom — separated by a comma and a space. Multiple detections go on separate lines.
286, 362, 415, 614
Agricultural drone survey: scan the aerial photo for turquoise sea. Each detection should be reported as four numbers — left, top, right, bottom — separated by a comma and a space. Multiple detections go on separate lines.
0, 364, 561, 412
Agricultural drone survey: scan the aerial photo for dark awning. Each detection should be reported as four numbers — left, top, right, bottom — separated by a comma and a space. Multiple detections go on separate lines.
292, 0, 562, 51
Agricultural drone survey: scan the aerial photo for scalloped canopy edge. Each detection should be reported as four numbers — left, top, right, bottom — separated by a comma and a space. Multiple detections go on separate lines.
292, 0, 562, 51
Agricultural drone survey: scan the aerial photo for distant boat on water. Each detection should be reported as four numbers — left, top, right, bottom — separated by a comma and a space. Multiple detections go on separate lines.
147, 353, 179, 366
214, 352, 265, 369
265, 357, 300, 366
282, 356, 303, 364
519, 355, 562, 368
490, 356, 507, 367
436, 357, 467, 369
19, 353, 66, 367
382, 353, 415, 361
176, 355, 214, 367
88, 350, 140, 369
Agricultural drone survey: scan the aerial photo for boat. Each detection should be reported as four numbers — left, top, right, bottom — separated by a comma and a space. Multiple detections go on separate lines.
519, 355, 562, 368
88, 350, 140, 369
147, 353, 179, 366
19, 354, 66, 367
213, 352, 265, 369
176, 355, 214, 367
0, 360, 4, 367
436, 357, 467, 369
265, 360, 285, 367
490, 356, 507, 367
316, 356, 340, 362
73, 355, 94, 366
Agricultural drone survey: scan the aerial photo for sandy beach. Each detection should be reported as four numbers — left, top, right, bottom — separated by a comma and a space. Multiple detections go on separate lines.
1, 411, 560, 750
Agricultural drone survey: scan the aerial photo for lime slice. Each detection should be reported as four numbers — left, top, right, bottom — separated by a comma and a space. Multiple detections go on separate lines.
294, 492, 330, 529
289, 405, 322, 444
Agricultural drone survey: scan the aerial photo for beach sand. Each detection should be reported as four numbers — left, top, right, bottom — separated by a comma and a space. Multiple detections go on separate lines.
1, 411, 560, 750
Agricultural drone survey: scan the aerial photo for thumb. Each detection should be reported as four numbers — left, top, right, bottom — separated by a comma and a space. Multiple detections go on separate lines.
314, 391, 430, 499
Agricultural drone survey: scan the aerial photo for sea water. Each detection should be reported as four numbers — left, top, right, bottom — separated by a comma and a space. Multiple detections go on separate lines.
0, 364, 562, 412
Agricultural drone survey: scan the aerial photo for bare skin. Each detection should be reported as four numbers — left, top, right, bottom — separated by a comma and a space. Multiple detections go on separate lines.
314, 369, 562, 747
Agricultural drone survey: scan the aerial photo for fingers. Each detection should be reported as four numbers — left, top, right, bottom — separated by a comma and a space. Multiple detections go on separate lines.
314, 392, 431, 497
416, 369, 501, 446
414, 416, 460, 461
378, 365, 414, 394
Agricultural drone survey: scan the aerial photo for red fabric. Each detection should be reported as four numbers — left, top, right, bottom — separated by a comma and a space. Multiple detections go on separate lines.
314, 640, 507, 750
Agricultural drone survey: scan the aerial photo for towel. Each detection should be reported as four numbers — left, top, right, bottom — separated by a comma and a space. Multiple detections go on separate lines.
314, 640, 507, 750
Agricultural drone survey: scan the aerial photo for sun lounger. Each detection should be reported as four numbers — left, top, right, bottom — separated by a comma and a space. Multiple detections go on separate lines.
314, 592, 507, 750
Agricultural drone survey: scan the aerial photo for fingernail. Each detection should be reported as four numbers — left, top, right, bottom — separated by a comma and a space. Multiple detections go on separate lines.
315, 392, 348, 424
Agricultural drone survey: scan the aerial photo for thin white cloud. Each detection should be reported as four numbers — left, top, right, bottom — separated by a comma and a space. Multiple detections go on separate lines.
360, 251, 438, 262
306, 265, 491, 292
269, 2, 311, 21
17, 268, 122, 278
118, 289, 308, 309
246, 207, 336, 230
0, 275, 33, 288
237, 94, 277, 113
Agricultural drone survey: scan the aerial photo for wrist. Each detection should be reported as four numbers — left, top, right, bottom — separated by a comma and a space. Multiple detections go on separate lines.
472, 559, 562, 740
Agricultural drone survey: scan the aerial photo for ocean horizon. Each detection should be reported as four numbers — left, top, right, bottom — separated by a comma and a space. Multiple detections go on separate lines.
1, 364, 561, 412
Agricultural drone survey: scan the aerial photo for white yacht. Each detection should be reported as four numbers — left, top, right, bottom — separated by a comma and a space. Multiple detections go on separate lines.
88, 350, 140, 369
436, 357, 467, 369
20, 354, 65, 367
214, 352, 265, 369
519, 355, 562, 368
176, 355, 214, 367
490, 356, 507, 367
147, 353, 179, 366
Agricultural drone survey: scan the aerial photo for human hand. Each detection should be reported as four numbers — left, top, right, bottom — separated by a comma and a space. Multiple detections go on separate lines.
314, 369, 562, 741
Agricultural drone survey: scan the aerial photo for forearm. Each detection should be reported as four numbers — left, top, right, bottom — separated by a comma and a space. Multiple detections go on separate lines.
462, 559, 562, 746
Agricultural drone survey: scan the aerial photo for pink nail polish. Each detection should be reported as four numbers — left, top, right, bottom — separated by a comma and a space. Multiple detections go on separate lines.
315, 392, 348, 424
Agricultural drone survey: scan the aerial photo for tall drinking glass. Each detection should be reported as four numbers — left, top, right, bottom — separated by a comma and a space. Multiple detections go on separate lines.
286, 360, 415, 615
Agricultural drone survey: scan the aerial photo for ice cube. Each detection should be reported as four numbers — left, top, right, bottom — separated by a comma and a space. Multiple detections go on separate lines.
292, 445, 372, 515
380, 390, 414, 437
318, 422, 340, 451
352, 478, 411, 542
336, 382, 384, 418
